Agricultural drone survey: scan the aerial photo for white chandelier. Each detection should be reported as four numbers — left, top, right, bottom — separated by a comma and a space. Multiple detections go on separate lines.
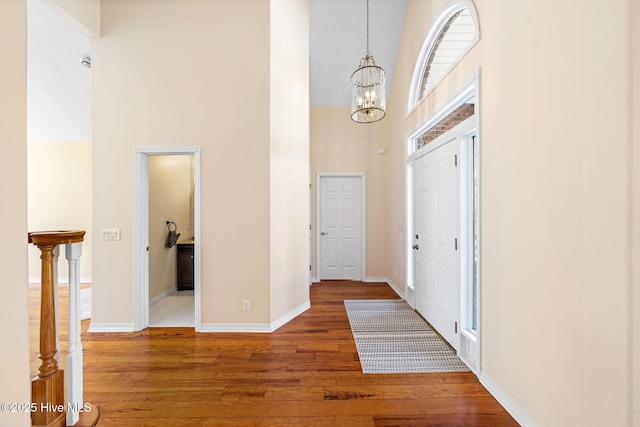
350, 0, 386, 123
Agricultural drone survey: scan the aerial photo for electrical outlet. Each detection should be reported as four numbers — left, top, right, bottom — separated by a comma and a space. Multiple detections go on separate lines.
243, 300, 251, 312
100, 228, 121, 240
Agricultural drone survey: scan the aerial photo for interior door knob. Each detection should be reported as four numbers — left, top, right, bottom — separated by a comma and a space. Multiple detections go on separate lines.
321, 232, 328, 235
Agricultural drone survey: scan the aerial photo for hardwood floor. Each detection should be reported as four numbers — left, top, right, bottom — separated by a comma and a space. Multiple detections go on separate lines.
29, 281, 518, 426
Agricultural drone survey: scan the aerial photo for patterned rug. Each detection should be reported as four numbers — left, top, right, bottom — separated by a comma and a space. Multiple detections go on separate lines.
344, 299, 470, 374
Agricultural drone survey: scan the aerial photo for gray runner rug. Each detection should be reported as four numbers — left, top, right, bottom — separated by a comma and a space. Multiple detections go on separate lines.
344, 299, 470, 374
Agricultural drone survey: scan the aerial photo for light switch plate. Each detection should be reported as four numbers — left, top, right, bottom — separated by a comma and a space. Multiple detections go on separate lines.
100, 228, 121, 240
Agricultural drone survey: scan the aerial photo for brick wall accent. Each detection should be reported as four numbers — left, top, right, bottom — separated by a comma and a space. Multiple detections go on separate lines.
416, 103, 474, 150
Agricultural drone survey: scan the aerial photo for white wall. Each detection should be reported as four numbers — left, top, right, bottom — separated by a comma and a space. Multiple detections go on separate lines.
148, 155, 192, 299
27, 0, 91, 142
269, 0, 311, 323
0, 1, 31, 426
386, 0, 633, 425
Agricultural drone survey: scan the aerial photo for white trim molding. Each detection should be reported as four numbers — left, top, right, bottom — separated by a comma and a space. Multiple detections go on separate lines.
133, 147, 202, 332
407, 0, 480, 114
480, 371, 538, 427
406, 70, 481, 376
364, 276, 388, 283
270, 301, 311, 331
29, 277, 92, 284
385, 278, 406, 300
87, 323, 135, 333
200, 301, 311, 333
363, 277, 407, 300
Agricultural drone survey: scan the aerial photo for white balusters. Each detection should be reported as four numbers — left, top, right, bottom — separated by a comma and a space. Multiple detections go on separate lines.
65, 241, 84, 426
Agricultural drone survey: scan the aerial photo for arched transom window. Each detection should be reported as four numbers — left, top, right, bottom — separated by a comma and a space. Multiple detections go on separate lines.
409, 2, 479, 110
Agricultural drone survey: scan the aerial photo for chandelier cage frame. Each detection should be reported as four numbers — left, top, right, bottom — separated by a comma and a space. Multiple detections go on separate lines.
350, 0, 387, 123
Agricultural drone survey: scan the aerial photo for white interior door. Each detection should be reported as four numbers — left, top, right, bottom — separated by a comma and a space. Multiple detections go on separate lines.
319, 176, 362, 280
414, 139, 460, 350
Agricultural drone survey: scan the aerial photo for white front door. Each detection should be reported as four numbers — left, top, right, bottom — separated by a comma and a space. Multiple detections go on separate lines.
414, 139, 460, 350
319, 176, 362, 280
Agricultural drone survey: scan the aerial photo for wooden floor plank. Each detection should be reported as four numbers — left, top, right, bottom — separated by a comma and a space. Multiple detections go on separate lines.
29, 280, 518, 426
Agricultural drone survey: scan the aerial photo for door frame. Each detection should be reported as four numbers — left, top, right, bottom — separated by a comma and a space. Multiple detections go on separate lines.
407, 120, 478, 371
316, 173, 366, 281
405, 72, 480, 373
133, 147, 201, 331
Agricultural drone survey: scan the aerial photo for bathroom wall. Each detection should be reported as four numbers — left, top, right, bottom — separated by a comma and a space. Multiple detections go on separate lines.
148, 155, 192, 300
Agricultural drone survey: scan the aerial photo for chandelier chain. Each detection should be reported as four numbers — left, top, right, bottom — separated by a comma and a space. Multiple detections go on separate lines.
366, 0, 370, 55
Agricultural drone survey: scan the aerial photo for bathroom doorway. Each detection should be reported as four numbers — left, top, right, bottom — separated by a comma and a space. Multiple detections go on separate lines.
133, 147, 201, 331
148, 155, 195, 327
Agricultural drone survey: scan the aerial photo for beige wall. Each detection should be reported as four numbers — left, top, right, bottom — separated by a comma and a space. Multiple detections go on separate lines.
386, 0, 633, 425
632, 0, 640, 423
92, 0, 270, 325
148, 155, 192, 300
92, 0, 308, 328
27, 140, 92, 282
310, 107, 389, 280
0, 1, 31, 426
269, 0, 310, 322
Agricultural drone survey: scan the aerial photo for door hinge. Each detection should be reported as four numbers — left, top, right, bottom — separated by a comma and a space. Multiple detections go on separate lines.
309, 265, 312, 271
454, 238, 458, 250
455, 321, 458, 333
454, 154, 458, 167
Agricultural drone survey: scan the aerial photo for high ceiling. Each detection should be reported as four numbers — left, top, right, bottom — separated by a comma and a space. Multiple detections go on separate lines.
27, 0, 408, 141
310, 0, 408, 107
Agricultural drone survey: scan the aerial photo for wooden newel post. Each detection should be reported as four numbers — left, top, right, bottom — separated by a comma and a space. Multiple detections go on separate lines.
29, 231, 85, 427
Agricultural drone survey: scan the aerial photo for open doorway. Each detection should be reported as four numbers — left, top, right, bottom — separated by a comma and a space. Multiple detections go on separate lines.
133, 147, 201, 331
148, 155, 195, 327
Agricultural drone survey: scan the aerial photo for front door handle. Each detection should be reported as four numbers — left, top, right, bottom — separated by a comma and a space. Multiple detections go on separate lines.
321, 232, 328, 235
412, 244, 419, 250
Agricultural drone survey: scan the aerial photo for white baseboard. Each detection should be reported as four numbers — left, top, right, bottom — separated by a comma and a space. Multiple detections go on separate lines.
200, 300, 311, 333
199, 323, 273, 333
87, 323, 135, 333
311, 277, 319, 283
364, 276, 387, 283
29, 277, 92, 285
385, 278, 406, 300
480, 371, 537, 427
270, 300, 311, 331
149, 286, 177, 305
313, 276, 406, 300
